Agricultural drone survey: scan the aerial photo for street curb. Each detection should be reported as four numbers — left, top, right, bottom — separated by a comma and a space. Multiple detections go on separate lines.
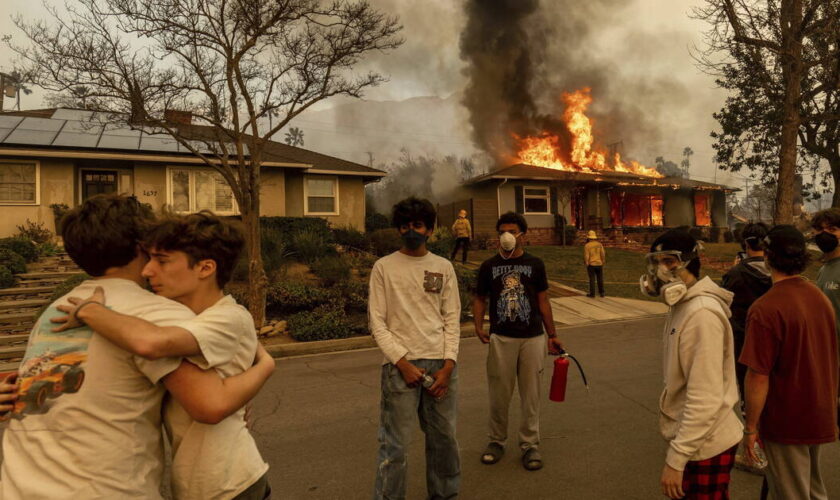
265, 315, 666, 359
266, 325, 480, 359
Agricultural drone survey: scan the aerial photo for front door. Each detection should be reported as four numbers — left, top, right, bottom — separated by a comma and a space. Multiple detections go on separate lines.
82, 170, 118, 200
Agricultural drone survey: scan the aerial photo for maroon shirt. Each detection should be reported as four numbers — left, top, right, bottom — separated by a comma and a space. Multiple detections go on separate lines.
740, 277, 839, 444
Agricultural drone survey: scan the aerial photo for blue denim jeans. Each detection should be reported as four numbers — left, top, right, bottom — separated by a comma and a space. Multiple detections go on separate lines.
373, 359, 460, 500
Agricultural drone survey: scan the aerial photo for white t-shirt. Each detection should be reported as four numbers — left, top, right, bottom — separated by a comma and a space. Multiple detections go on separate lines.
1, 278, 191, 500
165, 294, 268, 500
368, 251, 461, 365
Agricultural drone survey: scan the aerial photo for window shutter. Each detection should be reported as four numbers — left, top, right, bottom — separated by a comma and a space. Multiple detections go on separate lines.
514, 185, 524, 214
550, 186, 558, 214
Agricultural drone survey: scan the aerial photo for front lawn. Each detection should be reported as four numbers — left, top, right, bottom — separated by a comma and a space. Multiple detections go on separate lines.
469, 243, 822, 301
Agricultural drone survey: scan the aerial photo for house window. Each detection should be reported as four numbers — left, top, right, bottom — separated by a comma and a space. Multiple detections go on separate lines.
611, 192, 664, 227
168, 168, 236, 214
0, 161, 38, 204
305, 176, 338, 215
523, 187, 550, 214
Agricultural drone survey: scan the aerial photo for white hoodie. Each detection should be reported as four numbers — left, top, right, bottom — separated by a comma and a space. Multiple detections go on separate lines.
659, 276, 743, 470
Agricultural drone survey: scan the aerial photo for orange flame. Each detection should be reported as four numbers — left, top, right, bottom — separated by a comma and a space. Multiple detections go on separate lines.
515, 88, 662, 178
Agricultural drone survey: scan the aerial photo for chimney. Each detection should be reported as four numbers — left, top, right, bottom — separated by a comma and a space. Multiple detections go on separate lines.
164, 109, 193, 125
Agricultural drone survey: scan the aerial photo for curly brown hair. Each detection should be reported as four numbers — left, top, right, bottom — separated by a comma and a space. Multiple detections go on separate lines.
61, 194, 155, 276
143, 211, 245, 288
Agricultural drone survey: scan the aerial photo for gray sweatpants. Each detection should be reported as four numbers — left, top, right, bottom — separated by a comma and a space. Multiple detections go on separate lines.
486, 333, 547, 451
764, 440, 828, 500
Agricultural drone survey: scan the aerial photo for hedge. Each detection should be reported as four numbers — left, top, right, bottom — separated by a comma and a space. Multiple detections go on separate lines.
0, 237, 38, 263
0, 249, 26, 275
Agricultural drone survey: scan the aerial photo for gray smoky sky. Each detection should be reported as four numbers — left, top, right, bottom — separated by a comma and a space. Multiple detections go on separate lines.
0, 0, 737, 187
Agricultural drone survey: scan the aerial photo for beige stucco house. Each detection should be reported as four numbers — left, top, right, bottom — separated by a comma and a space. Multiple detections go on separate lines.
0, 109, 384, 237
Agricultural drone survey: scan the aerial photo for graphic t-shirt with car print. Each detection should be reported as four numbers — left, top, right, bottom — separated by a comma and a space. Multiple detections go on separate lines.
1, 278, 193, 499
477, 253, 549, 338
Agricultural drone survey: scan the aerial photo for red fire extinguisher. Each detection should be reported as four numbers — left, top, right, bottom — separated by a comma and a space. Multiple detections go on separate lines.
549, 350, 588, 403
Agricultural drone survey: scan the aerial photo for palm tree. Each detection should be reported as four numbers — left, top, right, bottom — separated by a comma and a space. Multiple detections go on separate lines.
284, 126, 305, 147
681, 147, 694, 179
0, 69, 33, 111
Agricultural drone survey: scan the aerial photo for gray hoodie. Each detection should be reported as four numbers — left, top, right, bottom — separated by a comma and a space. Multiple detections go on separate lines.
659, 276, 743, 470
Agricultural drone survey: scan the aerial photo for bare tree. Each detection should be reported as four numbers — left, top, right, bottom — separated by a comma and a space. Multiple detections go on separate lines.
695, 0, 840, 223
10, 0, 402, 326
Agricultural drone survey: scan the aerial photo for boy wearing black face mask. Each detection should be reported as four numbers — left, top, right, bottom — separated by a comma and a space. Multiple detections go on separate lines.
368, 197, 462, 500
813, 208, 840, 339
721, 223, 772, 403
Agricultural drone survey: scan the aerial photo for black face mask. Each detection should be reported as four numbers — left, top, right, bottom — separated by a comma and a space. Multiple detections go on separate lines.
402, 229, 427, 250
815, 232, 839, 254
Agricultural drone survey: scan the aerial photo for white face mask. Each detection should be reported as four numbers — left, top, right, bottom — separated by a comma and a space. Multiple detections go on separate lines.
499, 231, 518, 252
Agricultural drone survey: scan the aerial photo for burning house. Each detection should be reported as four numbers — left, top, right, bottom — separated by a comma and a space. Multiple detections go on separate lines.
441, 89, 735, 244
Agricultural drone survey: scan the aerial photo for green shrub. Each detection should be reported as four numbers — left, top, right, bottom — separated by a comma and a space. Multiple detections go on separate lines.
50, 203, 71, 232
231, 227, 295, 282
369, 229, 401, 256
0, 266, 14, 289
37, 241, 62, 257
454, 265, 478, 321
290, 228, 334, 264
266, 282, 332, 315
427, 226, 455, 258
0, 249, 26, 275
260, 217, 333, 244
261, 227, 294, 278
288, 305, 354, 342
0, 237, 38, 262
473, 232, 495, 250
560, 225, 578, 246
365, 213, 390, 232
332, 226, 370, 251
311, 255, 351, 286
332, 279, 368, 313
15, 219, 53, 245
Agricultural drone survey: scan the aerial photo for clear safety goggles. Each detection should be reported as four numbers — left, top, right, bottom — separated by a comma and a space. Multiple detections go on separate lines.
643, 250, 686, 275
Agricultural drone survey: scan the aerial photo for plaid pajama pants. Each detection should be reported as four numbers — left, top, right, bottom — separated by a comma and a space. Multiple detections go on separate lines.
680, 445, 738, 500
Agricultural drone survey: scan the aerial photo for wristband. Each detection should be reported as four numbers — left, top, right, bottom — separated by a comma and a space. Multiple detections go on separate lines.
72, 300, 103, 324
743, 429, 758, 435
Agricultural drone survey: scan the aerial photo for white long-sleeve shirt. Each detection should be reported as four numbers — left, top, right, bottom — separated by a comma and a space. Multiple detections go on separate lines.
368, 251, 461, 365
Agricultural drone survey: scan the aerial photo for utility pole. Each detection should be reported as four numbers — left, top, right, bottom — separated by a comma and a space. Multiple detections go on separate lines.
0, 73, 5, 113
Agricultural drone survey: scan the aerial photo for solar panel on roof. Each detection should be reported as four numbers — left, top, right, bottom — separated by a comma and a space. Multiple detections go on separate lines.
97, 125, 141, 150
139, 133, 180, 152
51, 109, 96, 121
0, 115, 24, 143
3, 117, 64, 145
52, 120, 104, 148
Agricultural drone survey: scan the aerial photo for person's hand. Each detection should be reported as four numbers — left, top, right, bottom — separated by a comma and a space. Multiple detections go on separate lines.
244, 402, 255, 430
660, 463, 685, 499
395, 358, 425, 387
254, 344, 276, 374
475, 325, 490, 344
742, 431, 759, 464
51, 286, 106, 332
428, 365, 453, 399
0, 373, 19, 419
547, 336, 564, 355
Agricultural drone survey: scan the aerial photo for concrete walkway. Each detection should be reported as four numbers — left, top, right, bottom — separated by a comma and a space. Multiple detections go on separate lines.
550, 295, 668, 327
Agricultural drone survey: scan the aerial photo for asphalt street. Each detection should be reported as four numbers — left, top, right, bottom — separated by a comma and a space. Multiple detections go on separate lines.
249, 316, 840, 500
